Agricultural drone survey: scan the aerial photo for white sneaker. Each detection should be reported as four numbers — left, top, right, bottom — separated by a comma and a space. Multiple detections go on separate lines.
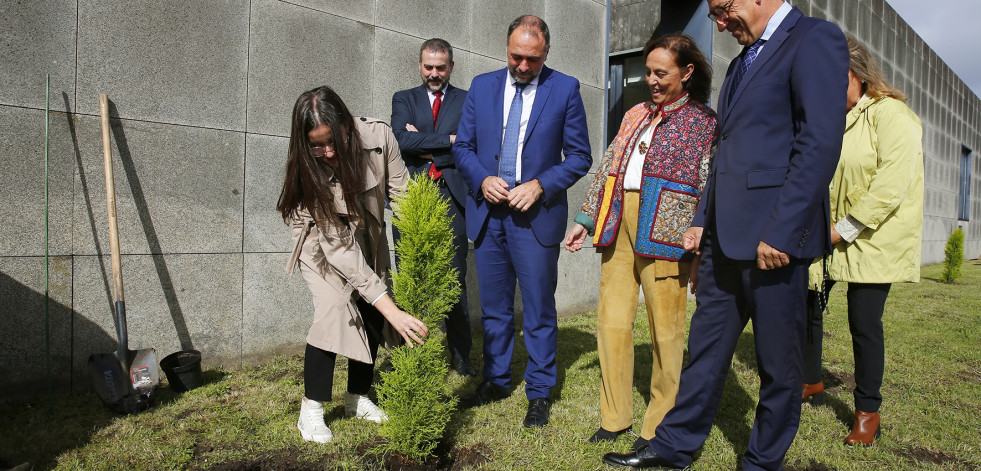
344, 392, 389, 423
297, 397, 333, 443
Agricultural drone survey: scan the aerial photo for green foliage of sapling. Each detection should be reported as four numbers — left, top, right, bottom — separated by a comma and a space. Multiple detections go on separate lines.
941, 227, 964, 283
376, 175, 460, 461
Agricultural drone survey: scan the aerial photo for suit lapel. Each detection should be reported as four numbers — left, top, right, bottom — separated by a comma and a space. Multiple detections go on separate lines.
413, 85, 436, 132
524, 66, 552, 147
721, 7, 801, 124
492, 70, 506, 152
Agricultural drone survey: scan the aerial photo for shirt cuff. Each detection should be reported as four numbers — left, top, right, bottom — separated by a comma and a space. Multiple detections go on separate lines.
834, 215, 866, 243
369, 292, 386, 306
574, 211, 596, 236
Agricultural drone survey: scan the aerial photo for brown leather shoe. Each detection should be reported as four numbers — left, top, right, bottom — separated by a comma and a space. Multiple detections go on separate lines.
844, 410, 881, 446
802, 382, 825, 405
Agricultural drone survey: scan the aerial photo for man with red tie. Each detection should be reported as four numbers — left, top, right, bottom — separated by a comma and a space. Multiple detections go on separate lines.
391, 38, 475, 377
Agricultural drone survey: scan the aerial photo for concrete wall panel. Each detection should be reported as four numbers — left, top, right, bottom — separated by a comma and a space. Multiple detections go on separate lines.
75, 0, 250, 129
470, 1, 546, 60
546, 0, 607, 89
287, 0, 375, 24
376, 0, 471, 51
242, 253, 311, 363
580, 85, 607, 164
244, 134, 290, 253
609, 1, 659, 54
370, 29, 429, 122
71, 253, 243, 389
0, 0, 77, 110
0, 256, 73, 397
71, 117, 245, 255
246, 1, 374, 136
0, 107, 76, 257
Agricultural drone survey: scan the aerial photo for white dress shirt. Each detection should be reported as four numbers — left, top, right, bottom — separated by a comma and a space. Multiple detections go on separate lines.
502, 71, 539, 184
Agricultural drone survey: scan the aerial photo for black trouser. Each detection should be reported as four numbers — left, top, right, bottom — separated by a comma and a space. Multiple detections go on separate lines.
304, 298, 384, 402
803, 280, 891, 412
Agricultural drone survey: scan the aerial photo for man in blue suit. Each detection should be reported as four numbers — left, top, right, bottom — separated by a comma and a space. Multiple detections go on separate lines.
603, 0, 847, 469
391, 38, 476, 377
452, 15, 592, 428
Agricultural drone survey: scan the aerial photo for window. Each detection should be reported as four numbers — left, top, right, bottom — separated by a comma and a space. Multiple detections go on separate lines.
959, 145, 972, 221
606, 1, 713, 146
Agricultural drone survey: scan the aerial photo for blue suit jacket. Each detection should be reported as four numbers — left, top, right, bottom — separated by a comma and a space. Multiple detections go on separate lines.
452, 66, 592, 246
391, 84, 469, 206
692, 7, 849, 260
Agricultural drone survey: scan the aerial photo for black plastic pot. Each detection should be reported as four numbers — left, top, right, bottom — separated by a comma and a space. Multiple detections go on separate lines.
160, 350, 202, 393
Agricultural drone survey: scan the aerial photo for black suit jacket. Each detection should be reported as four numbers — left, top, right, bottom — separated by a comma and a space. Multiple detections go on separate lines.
391, 84, 468, 206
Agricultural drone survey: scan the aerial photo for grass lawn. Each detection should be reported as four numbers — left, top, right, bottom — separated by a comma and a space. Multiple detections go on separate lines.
2, 261, 979, 470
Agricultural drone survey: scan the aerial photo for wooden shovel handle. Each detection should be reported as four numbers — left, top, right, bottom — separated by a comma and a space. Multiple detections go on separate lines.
100, 94, 125, 304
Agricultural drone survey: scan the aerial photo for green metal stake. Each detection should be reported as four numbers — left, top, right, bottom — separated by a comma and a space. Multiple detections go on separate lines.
45, 73, 52, 405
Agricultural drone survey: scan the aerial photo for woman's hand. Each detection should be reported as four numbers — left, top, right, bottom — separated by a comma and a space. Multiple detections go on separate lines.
373, 295, 429, 347
830, 224, 843, 244
564, 223, 588, 252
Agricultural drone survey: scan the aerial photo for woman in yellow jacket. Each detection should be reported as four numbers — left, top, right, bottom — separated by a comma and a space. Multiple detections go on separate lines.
801, 38, 923, 446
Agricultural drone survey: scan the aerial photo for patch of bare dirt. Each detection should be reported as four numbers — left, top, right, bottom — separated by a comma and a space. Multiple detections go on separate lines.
190, 447, 324, 471
358, 437, 492, 470
895, 446, 978, 470
450, 443, 491, 471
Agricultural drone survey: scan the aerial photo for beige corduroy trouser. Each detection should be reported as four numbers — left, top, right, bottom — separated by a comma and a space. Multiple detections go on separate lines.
597, 190, 690, 440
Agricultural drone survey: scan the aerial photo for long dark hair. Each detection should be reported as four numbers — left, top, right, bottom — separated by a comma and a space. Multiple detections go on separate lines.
642, 33, 711, 104
277, 86, 365, 226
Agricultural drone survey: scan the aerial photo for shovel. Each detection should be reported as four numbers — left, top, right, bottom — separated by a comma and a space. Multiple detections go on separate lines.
88, 94, 160, 414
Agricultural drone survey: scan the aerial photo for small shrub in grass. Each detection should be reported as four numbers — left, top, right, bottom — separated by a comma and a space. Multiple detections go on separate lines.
941, 227, 964, 283
376, 175, 461, 461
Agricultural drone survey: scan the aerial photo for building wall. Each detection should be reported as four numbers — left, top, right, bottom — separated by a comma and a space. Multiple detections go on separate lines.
0, 0, 608, 397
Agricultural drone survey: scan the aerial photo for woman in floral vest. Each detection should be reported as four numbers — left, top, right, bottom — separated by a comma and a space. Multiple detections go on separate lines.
564, 33, 716, 448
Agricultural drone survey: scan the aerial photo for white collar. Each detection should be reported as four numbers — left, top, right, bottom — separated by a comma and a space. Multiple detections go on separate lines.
760, 1, 792, 42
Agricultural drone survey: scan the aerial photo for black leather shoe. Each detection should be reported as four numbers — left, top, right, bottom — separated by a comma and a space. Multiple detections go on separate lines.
451, 354, 477, 377
588, 426, 630, 443
459, 381, 509, 408
602, 444, 681, 469
523, 397, 551, 428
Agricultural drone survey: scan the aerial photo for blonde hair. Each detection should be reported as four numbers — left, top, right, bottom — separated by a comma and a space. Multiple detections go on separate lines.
847, 36, 906, 102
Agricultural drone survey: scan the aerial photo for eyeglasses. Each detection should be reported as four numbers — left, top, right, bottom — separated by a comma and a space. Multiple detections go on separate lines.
707, 0, 735, 23
310, 135, 350, 158
310, 143, 335, 158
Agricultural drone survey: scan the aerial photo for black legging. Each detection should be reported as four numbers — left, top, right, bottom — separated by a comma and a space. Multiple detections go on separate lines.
304, 298, 385, 402
803, 280, 891, 412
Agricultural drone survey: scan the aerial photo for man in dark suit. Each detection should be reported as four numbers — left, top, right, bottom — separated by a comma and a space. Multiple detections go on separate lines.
603, 1, 848, 469
452, 15, 592, 428
391, 38, 476, 377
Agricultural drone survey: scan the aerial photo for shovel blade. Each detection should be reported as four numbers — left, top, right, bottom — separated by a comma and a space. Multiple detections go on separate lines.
88, 347, 159, 414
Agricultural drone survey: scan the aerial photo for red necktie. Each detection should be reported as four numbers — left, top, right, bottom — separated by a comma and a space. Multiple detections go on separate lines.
428, 91, 444, 180
432, 91, 442, 126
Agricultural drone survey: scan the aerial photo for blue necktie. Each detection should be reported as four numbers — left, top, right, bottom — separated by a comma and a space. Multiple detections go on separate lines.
728, 38, 765, 102
499, 82, 525, 187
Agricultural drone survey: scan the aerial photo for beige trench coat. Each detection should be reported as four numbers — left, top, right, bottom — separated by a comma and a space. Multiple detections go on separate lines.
286, 117, 409, 363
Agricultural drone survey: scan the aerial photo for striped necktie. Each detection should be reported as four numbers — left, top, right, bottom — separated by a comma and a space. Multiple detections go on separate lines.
728, 38, 766, 102
499, 83, 525, 187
